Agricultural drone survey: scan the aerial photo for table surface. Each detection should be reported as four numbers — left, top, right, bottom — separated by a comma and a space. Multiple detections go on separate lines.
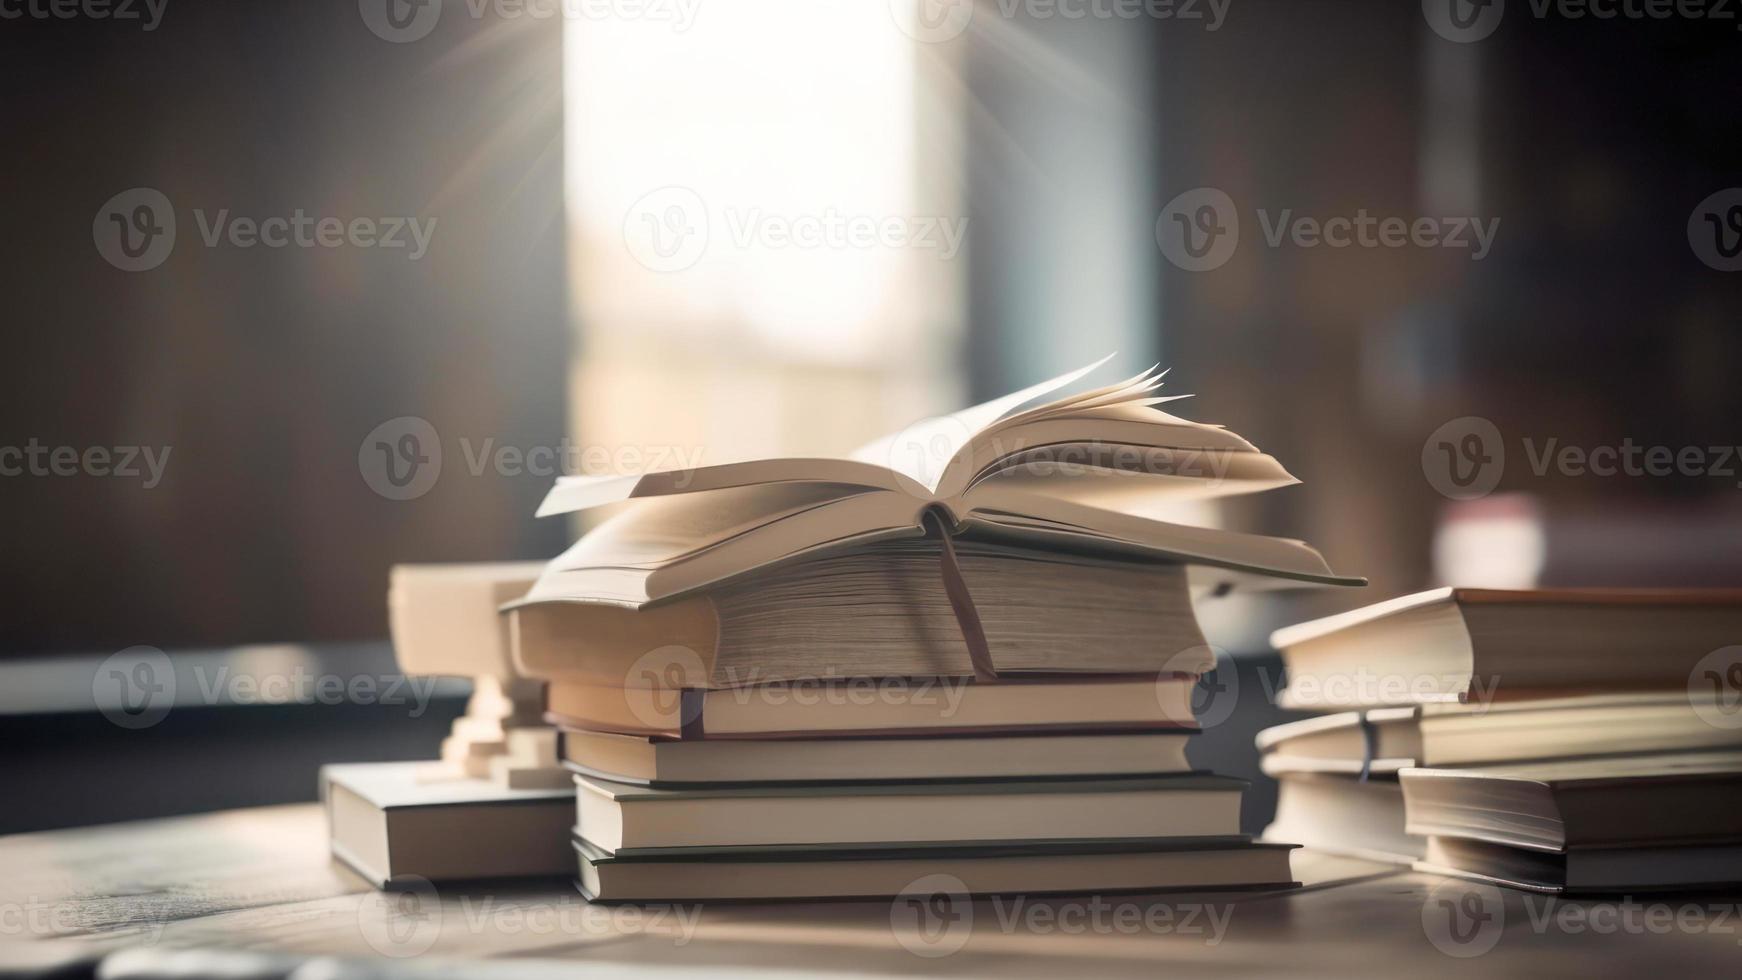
2, 804, 1738, 979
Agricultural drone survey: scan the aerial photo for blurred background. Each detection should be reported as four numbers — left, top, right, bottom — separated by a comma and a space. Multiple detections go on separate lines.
4, 0, 1742, 832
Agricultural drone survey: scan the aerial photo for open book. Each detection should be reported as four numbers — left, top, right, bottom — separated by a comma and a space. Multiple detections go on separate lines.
517, 357, 1361, 610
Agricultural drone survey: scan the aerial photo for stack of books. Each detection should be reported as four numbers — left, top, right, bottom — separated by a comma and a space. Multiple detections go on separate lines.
1259, 587, 1742, 892
506, 362, 1364, 901
322, 563, 577, 886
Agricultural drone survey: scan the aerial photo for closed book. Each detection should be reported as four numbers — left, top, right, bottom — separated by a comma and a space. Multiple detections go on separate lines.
559, 727, 1193, 785
573, 772, 1245, 851
1255, 693, 1738, 770
573, 836, 1298, 902
544, 674, 1200, 739
1273, 587, 1742, 708
1416, 835, 1742, 894
1399, 752, 1742, 851
321, 762, 572, 886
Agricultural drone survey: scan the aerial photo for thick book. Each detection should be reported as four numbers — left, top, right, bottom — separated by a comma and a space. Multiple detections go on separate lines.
1261, 769, 1423, 865
1272, 587, 1742, 708
573, 836, 1298, 902
574, 773, 1245, 851
509, 361, 1360, 682
1255, 694, 1737, 770
1416, 835, 1742, 894
321, 762, 572, 886
1399, 752, 1742, 851
513, 542, 1210, 684
544, 674, 1200, 739
559, 727, 1193, 785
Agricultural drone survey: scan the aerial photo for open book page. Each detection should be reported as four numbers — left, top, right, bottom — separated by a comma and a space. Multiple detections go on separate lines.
848, 353, 1116, 491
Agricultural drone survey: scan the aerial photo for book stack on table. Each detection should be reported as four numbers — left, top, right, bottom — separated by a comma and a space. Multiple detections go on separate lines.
503, 362, 1365, 901
1258, 588, 1742, 893
322, 563, 578, 886
323, 361, 1369, 897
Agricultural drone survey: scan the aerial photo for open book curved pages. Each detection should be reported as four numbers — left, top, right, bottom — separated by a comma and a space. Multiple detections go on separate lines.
514, 358, 1362, 612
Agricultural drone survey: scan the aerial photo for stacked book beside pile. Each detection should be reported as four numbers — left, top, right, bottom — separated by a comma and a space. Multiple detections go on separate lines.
1258, 587, 1742, 892
323, 563, 576, 885
508, 362, 1362, 900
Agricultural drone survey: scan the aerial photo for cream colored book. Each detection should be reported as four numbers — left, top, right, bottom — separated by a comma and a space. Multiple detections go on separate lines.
560, 728, 1194, 784
514, 359, 1359, 614
1399, 752, 1742, 851
1273, 587, 1742, 708
574, 773, 1246, 852
388, 562, 543, 679
575, 837, 1296, 902
1256, 694, 1741, 769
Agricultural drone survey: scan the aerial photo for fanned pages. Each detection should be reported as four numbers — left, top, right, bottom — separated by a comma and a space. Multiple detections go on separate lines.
516, 359, 1361, 612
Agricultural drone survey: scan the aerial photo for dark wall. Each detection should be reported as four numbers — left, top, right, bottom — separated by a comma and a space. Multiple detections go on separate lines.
0, 3, 570, 656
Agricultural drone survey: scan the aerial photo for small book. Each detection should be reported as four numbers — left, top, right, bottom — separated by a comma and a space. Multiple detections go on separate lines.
559, 728, 1194, 785
544, 674, 1200, 739
573, 773, 1245, 852
1261, 770, 1423, 864
509, 361, 1359, 683
322, 762, 573, 886
573, 836, 1298, 902
1399, 752, 1742, 851
1416, 835, 1742, 894
1255, 694, 1738, 770
1272, 587, 1742, 708
388, 562, 543, 679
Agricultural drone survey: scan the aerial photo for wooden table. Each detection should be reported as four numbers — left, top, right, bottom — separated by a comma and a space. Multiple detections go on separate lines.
2, 805, 1737, 978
